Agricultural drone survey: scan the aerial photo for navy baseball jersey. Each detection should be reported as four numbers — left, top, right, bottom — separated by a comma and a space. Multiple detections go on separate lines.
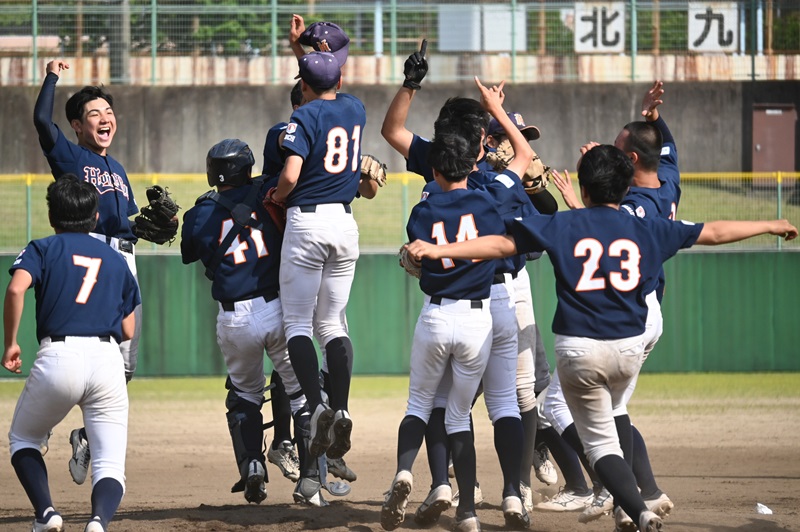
620, 117, 681, 222
507, 207, 703, 339
263, 122, 289, 177
620, 116, 681, 301
181, 177, 283, 303
407, 134, 494, 184
280, 93, 366, 207
33, 73, 138, 242
408, 172, 523, 300
10, 233, 140, 343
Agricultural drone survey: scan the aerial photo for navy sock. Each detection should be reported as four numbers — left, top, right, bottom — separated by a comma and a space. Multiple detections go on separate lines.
269, 370, 293, 445
519, 409, 537, 487
560, 424, 597, 493
397, 415, 427, 473
449, 430, 477, 516
324, 337, 353, 411
90, 477, 124, 529
594, 454, 647, 522
11, 448, 52, 519
287, 336, 322, 406
538, 426, 590, 493
631, 425, 661, 499
494, 417, 523, 498
615, 414, 633, 467
424, 408, 450, 488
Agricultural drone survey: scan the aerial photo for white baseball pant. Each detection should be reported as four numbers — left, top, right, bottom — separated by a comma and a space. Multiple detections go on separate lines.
9, 336, 128, 489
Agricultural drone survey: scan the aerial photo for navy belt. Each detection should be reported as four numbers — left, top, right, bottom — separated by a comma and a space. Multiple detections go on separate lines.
493, 272, 519, 284
299, 204, 352, 213
430, 296, 483, 309
221, 292, 279, 311
50, 335, 111, 343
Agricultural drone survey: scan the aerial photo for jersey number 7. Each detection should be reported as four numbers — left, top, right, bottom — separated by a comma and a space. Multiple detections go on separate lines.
73, 255, 102, 304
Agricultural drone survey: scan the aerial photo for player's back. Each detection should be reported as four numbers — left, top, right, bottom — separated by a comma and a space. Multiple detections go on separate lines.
510, 206, 702, 339
13, 232, 138, 342
281, 93, 366, 207
407, 188, 508, 301
181, 179, 282, 303
263, 122, 288, 177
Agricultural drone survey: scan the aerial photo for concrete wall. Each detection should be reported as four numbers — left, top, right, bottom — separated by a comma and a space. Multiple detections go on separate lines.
4, 80, 799, 176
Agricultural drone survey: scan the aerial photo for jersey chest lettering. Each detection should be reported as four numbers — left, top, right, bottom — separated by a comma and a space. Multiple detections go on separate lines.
83, 166, 130, 199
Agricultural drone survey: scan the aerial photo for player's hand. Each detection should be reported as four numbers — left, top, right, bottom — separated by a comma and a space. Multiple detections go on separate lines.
405, 239, 439, 262
770, 220, 798, 241
2, 344, 22, 374
289, 14, 305, 45
641, 80, 664, 122
475, 77, 505, 115
576, 141, 600, 172
46, 60, 69, 77
552, 169, 583, 210
403, 39, 428, 91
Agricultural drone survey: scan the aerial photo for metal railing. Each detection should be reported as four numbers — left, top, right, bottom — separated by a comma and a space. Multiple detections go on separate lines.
0, 1, 797, 85
2, 171, 799, 253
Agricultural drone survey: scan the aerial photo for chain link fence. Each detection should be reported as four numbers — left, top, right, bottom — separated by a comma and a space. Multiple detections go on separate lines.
0, 1, 797, 85
1, 172, 798, 254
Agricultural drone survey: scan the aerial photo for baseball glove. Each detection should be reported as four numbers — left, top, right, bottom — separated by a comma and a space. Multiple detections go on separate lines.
486, 138, 552, 195
398, 243, 421, 279
361, 154, 387, 187
133, 185, 180, 245
263, 187, 287, 233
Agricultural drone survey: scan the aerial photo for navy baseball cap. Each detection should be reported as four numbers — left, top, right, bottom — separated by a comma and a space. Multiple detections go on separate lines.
296, 51, 341, 90
488, 112, 541, 141
299, 21, 350, 67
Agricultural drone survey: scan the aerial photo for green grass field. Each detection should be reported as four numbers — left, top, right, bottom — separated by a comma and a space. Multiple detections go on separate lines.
1, 173, 799, 253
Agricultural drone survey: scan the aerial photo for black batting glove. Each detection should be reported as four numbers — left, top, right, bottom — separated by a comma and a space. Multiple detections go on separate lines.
403, 39, 428, 91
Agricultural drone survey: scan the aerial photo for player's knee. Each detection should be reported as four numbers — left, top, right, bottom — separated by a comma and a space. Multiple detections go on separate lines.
285, 324, 314, 342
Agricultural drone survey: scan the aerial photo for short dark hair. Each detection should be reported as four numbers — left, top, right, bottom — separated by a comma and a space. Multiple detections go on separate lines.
621, 122, 662, 172
65, 86, 113, 123
434, 115, 484, 154
436, 97, 490, 132
290, 80, 303, 108
426, 132, 479, 183
578, 145, 634, 205
47, 174, 98, 233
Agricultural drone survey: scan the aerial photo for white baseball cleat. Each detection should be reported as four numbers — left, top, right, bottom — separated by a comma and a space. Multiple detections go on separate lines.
293, 476, 329, 507
380, 470, 413, 531
639, 510, 664, 532
578, 487, 614, 523
267, 440, 300, 482
452, 482, 484, 507
308, 404, 335, 458
520, 482, 534, 512
32, 507, 63, 532
534, 486, 592, 512
413, 484, 452, 526
68, 428, 90, 485
534, 446, 558, 485
613, 506, 636, 532
326, 409, 352, 459
645, 492, 674, 518
453, 511, 482, 532
83, 517, 105, 532
502, 495, 531, 529
243, 459, 267, 504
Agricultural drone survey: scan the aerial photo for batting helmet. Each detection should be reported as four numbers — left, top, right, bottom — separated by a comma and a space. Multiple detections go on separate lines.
206, 138, 255, 188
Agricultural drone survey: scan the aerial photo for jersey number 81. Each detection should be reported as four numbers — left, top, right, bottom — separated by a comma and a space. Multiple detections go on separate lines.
324, 126, 361, 174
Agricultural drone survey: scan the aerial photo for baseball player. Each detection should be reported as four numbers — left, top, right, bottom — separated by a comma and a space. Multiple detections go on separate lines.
33, 59, 144, 485
382, 43, 550, 519
180, 139, 311, 504
3, 175, 140, 532
266, 50, 366, 503
406, 144, 797, 532
544, 81, 679, 522
381, 78, 533, 532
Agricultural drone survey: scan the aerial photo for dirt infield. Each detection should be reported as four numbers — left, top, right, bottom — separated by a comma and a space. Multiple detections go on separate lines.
0, 375, 798, 532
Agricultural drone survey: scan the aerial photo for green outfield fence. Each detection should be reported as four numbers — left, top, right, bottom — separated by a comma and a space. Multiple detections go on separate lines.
1, 172, 799, 253
0, 250, 798, 379
0, 1, 798, 85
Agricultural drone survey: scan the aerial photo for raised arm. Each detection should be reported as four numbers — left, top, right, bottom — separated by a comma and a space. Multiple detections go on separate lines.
381, 39, 428, 158
474, 77, 533, 178
696, 219, 797, 246
33, 60, 69, 153
289, 14, 306, 60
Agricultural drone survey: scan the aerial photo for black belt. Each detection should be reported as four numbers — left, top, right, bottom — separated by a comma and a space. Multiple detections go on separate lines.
430, 296, 483, 309
492, 272, 519, 284
299, 204, 352, 213
50, 335, 111, 343
221, 292, 279, 311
